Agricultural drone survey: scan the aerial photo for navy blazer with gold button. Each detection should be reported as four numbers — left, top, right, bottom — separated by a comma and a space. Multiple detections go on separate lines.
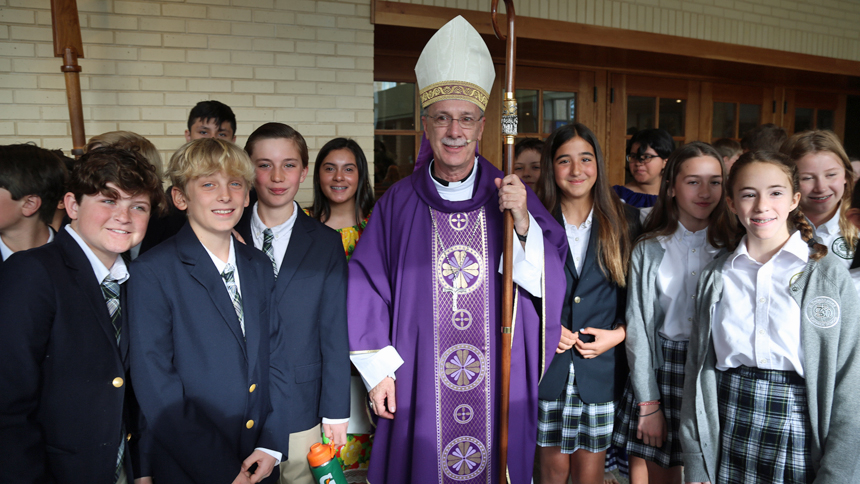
128, 222, 283, 484
235, 207, 350, 434
0, 228, 141, 484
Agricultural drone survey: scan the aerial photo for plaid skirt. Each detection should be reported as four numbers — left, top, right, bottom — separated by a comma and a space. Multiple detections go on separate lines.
716, 366, 814, 484
612, 339, 687, 468
537, 361, 615, 454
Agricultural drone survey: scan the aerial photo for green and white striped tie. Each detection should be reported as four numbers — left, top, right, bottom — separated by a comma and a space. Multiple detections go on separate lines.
221, 264, 245, 335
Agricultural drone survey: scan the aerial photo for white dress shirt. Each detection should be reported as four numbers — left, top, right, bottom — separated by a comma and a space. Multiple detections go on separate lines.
562, 209, 593, 277
351, 159, 546, 391
810, 208, 853, 269
712, 231, 807, 376
250, 201, 348, 426
657, 223, 720, 342
249, 201, 298, 274
65, 225, 128, 285
1, 227, 55, 261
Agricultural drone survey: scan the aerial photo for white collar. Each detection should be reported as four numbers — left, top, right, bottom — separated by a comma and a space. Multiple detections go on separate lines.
250, 201, 298, 239
675, 221, 708, 244
64, 225, 129, 284
430, 158, 478, 202
730, 230, 809, 268
811, 205, 841, 236
562, 207, 594, 230
203, 237, 237, 275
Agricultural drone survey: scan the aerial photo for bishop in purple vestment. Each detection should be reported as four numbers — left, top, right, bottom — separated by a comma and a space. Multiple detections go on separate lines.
348, 16, 567, 484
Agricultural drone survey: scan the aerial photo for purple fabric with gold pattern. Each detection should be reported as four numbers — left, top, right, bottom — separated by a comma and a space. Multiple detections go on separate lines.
347, 155, 566, 484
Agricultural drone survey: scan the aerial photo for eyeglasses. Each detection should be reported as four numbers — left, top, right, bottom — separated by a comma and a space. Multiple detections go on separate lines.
425, 114, 482, 129
626, 153, 662, 165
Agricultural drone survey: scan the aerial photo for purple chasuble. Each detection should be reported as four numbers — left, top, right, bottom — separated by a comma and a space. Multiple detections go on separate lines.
348, 156, 566, 484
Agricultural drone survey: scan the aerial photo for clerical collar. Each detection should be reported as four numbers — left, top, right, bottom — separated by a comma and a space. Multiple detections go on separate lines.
429, 158, 478, 202
430, 160, 475, 186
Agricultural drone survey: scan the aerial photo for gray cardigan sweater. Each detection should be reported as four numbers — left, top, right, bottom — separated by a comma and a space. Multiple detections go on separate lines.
680, 249, 860, 483
625, 236, 721, 403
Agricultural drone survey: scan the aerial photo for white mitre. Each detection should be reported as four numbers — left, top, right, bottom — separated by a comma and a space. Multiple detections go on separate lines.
415, 15, 495, 111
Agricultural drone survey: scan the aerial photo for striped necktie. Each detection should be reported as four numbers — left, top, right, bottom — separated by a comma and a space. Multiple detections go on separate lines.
100, 278, 121, 345
100, 276, 124, 482
221, 264, 245, 335
262, 228, 278, 277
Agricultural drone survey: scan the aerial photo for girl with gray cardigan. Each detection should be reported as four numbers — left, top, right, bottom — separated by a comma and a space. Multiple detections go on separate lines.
680, 151, 860, 484
613, 142, 735, 484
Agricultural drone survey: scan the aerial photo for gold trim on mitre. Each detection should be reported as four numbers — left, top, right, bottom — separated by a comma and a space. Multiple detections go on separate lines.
420, 81, 490, 111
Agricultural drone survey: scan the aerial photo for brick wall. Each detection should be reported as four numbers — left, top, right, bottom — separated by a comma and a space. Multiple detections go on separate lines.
0, 0, 374, 204
404, 0, 860, 61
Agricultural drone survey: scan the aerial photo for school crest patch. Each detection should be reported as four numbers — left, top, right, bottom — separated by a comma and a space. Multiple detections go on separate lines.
805, 296, 840, 328
831, 237, 854, 260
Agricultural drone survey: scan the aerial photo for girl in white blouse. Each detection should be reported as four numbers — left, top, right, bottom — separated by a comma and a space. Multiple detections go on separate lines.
781, 130, 857, 268
681, 151, 860, 484
614, 142, 735, 484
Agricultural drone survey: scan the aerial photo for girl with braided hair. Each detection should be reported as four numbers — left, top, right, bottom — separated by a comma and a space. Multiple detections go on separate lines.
680, 151, 860, 484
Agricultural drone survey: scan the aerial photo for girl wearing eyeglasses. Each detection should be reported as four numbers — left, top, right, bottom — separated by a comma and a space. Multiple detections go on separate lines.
613, 129, 675, 209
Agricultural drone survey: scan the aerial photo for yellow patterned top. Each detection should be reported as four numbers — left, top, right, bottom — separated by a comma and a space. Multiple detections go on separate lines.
304, 209, 371, 261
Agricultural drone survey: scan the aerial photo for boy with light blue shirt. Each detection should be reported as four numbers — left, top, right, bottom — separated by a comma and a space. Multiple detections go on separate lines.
0, 147, 165, 484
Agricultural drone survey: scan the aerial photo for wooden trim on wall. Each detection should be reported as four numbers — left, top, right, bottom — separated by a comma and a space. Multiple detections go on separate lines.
608, 73, 627, 187
374, 0, 860, 79
698, 82, 713, 142
835, 95, 847, 140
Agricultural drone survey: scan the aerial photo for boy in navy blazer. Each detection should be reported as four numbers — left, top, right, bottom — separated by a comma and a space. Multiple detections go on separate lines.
0, 147, 165, 484
235, 123, 350, 484
128, 139, 288, 484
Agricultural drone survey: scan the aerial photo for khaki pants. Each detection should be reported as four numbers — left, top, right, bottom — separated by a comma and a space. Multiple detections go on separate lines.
279, 424, 322, 484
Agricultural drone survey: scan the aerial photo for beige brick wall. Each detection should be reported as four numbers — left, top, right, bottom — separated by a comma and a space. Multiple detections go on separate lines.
404, 0, 860, 62
0, 0, 374, 205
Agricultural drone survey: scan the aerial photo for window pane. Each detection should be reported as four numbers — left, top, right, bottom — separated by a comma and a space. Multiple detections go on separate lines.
515, 89, 539, 134
817, 109, 834, 131
659, 98, 686, 136
627, 96, 655, 134
374, 135, 416, 198
712, 102, 735, 139
543, 91, 576, 134
794, 107, 814, 133
738, 104, 761, 138
374, 82, 415, 130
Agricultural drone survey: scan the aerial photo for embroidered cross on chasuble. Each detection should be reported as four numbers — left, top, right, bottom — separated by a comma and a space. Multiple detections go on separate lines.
431, 207, 492, 483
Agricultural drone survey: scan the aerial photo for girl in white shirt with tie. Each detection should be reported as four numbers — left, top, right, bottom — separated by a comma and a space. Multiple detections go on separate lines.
680, 151, 860, 484
614, 142, 735, 484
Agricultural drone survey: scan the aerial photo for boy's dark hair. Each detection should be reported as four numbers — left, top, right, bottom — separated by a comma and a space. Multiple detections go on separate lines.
628, 128, 675, 160
0, 144, 68, 225
514, 138, 544, 159
187, 100, 236, 136
244, 122, 309, 168
712, 138, 742, 160
311, 137, 374, 227
741, 123, 787, 153
68, 147, 166, 216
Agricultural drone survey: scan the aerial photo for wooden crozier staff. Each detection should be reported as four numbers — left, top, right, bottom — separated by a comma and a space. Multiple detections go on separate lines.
491, 1, 517, 483
50, 0, 86, 157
